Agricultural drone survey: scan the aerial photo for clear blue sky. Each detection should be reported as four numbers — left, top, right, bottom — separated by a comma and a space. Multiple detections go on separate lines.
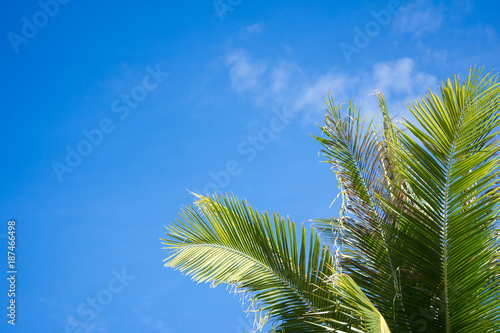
1, 0, 499, 332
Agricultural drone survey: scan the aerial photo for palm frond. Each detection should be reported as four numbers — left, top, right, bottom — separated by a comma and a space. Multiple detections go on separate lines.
312, 96, 406, 329
379, 68, 500, 332
161, 193, 360, 332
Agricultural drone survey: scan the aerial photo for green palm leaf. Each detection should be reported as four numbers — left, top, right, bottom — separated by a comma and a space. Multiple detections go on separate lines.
161, 193, 363, 332
312, 97, 407, 330
379, 68, 500, 332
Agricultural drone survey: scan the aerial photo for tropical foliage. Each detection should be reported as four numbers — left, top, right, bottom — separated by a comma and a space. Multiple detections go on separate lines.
161, 69, 500, 332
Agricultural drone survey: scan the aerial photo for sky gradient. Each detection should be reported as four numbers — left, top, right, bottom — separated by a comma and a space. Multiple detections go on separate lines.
1, 0, 499, 332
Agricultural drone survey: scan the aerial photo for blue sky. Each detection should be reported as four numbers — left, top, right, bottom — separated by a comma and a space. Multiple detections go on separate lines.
1, 0, 499, 332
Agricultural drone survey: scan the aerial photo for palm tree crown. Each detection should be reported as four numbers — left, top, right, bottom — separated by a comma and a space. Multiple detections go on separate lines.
161, 69, 500, 333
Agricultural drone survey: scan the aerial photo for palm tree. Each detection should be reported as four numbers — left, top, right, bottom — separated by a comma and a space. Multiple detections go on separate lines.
161, 69, 500, 332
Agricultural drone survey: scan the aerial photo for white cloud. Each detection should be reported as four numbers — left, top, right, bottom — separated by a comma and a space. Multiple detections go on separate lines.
371, 58, 437, 98
359, 58, 438, 120
393, 0, 443, 37
245, 23, 264, 36
413, 41, 448, 64
223, 49, 438, 124
293, 73, 356, 112
225, 50, 268, 93
270, 62, 295, 94
234, 23, 265, 40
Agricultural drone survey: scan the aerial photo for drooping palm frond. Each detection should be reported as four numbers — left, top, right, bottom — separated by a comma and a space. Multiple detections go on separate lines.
378, 69, 500, 332
161, 193, 365, 332
312, 97, 406, 329
313, 97, 383, 223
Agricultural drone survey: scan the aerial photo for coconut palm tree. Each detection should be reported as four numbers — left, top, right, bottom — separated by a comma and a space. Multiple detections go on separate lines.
161, 69, 500, 332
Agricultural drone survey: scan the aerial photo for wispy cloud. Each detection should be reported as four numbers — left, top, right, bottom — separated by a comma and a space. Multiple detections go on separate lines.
244, 23, 264, 36
474, 23, 497, 41
371, 58, 437, 98
393, 0, 443, 37
293, 72, 357, 113
223, 45, 437, 123
131, 300, 172, 333
226, 50, 268, 93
